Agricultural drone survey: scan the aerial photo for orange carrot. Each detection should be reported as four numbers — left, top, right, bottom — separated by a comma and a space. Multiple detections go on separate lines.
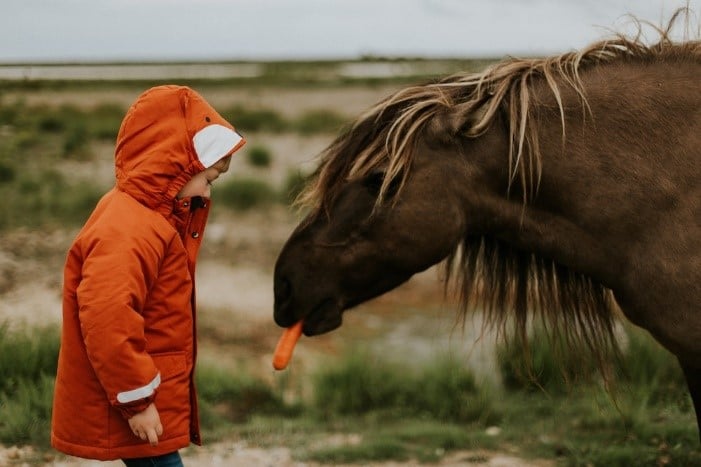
272, 321, 304, 370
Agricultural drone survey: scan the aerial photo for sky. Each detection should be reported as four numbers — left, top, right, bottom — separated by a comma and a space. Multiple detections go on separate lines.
0, 0, 698, 63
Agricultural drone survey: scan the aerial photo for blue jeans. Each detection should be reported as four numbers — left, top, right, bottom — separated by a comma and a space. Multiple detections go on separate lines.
122, 451, 183, 467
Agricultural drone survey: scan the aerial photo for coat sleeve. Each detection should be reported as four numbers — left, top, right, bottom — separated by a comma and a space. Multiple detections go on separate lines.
76, 224, 168, 419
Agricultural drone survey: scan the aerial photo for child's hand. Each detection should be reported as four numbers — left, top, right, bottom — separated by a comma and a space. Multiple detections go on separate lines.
128, 403, 163, 446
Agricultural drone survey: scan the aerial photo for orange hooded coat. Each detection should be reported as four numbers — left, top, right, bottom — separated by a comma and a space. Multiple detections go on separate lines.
51, 85, 245, 460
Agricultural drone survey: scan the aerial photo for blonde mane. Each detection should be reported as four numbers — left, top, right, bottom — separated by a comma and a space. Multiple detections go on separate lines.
299, 8, 700, 215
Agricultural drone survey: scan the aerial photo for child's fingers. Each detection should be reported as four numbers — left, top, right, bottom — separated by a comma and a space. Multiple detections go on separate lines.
156, 422, 163, 437
146, 427, 159, 446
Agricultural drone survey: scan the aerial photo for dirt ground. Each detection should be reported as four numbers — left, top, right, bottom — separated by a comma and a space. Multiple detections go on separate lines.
6, 442, 555, 467
0, 84, 550, 466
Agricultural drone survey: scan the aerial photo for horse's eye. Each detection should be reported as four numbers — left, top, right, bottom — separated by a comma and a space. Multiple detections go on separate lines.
362, 171, 385, 194
362, 171, 401, 199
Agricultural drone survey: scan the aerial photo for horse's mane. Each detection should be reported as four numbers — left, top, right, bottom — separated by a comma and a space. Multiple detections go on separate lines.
297, 8, 699, 371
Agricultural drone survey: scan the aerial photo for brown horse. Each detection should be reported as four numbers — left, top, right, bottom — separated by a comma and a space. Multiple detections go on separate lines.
273, 11, 701, 438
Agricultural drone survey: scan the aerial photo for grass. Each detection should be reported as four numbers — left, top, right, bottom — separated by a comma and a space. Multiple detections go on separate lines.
312, 349, 498, 424
215, 177, 278, 211
245, 144, 273, 168
1, 322, 700, 465
0, 96, 334, 231
222, 105, 349, 135
0, 324, 60, 446
0, 167, 103, 229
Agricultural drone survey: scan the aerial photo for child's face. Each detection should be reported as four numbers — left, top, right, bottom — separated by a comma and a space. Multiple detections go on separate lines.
177, 156, 232, 199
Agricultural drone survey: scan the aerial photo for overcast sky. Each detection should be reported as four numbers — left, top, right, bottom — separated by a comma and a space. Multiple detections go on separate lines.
1, 0, 697, 63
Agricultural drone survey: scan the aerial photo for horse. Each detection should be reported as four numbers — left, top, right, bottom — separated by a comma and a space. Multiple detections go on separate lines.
273, 11, 701, 439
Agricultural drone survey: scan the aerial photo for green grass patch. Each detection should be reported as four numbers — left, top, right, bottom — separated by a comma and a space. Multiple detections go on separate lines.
292, 109, 348, 135
280, 169, 308, 205
496, 326, 600, 395
0, 324, 59, 395
222, 105, 287, 133
0, 321, 699, 465
245, 144, 273, 168
312, 349, 498, 424
222, 104, 348, 135
0, 167, 103, 229
215, 177, 277, 211
304, 433, 410, 464
0, 324, 60, 447
195, 364, 299, 441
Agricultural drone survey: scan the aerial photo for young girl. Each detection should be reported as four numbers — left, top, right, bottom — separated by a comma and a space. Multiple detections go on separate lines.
51, 85, 245, 466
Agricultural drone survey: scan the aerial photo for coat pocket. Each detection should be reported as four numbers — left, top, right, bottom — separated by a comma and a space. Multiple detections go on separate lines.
152, 351, 188, 382
151, 351, 191, 441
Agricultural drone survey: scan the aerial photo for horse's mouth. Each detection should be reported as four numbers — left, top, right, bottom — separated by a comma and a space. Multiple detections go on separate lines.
303, 298, 343, 336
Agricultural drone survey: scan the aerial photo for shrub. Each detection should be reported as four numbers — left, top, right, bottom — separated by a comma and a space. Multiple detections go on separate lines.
0, 324, 60, 447
36, 114, 65, 133
0, 374, 55, 446
89, 103, 125, 141
0, 324, 60, 394
0, 169, 102, 229
0, 99, 22, 125
196, 365, 287, 427
313, 350, 403, 416
222, 106, 286, 133
496, 326, 598, 394
0, 161, 15, 183
280, 169, 308, 205
312, 350, 495, 423
293, 109, 348, 135
246, 145, 272, 168
216, 177, 276, 210
11, 130, 43, 151
62, 123, 91, 159
614, 326, 688, 406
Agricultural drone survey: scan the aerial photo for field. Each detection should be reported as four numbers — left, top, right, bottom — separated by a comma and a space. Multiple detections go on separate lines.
0, 61, 699, 466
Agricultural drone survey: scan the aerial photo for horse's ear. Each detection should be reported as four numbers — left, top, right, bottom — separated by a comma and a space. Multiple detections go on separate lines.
427, 101, 489, 144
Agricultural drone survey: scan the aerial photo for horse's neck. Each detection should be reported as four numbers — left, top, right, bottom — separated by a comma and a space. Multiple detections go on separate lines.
470, 59, 701, 291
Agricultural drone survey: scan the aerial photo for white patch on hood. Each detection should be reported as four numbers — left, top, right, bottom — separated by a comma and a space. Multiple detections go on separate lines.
193, 124, 244, 167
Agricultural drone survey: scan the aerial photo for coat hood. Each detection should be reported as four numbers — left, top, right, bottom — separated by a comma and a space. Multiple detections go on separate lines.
115, 85, 245, 213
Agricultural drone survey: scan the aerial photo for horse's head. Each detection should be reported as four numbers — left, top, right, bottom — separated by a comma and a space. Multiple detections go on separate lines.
272, 83, 508, 335
273, 139, 468, 335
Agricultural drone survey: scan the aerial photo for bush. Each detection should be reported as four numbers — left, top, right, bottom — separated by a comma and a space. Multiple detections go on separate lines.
196, 365, 288, 428
0, 324, 60, 394
222, 106, 286, 133
0, 161, 15, 183
36, 114, 65, 133
62, 123, 91, 159
246, 145, 272, 168
0, 99, 22, 125
0, 375, 55, 446
496, 326, 599, 394
216, 177, 276, 210
293, 110, 348, 135
312, 350, 495, 423
280, 169, 308, 205
89, 103, 125, 141
0, 169, 103, 229
0, 324, 60, 447
614, 326, 688, 406
313, 350, 403, 416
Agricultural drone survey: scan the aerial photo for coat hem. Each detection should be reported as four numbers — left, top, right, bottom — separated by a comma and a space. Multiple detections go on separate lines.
51, 433, 191, 461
